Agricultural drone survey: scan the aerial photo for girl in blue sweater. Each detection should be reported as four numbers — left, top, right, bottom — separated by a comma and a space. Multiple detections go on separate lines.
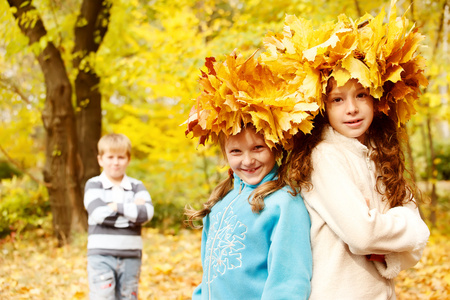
185, 50, 316, 300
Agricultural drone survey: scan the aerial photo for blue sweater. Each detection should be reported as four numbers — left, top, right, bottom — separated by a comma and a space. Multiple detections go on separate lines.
193, 167, 312, 300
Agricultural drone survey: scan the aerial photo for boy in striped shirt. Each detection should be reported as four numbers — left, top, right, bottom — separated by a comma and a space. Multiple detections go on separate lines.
84, 133, 154, 300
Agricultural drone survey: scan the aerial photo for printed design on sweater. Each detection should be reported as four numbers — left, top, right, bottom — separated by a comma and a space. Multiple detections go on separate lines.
204, 204, 248, 284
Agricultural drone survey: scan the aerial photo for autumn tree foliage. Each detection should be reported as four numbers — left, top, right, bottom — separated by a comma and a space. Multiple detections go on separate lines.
4, 0, 110, 244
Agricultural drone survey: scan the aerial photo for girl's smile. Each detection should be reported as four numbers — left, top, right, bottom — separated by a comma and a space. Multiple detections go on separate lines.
241, 166, 260, 172
224, 127, 276, 186
345, 119, 363, 125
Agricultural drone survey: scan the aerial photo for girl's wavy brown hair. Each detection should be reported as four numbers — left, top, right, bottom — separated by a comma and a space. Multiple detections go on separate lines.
289, 111, 416, 209
368, 114, 416, 207
185, 125, 292, 229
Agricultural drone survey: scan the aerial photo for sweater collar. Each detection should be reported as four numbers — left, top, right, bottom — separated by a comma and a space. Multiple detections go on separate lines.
233, 165, 279, 190
99, 171, 132, 190
322, 125, 369, 156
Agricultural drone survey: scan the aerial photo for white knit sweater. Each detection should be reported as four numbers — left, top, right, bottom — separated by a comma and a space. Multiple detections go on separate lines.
302, 126, 430, 300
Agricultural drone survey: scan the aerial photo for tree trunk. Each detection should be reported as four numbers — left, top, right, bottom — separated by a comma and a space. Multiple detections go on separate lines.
404, 125, 425, 219
8, 0, 84, 244
426, 116, 438, 227
72, 0, 112, 229
353, 0, 362, 17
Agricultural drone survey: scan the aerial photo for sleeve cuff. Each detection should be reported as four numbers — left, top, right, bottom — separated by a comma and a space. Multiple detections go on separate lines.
373, 252, 401, 279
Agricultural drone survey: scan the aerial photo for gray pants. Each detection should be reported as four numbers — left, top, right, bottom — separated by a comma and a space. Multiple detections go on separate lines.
87, 255, 141, 300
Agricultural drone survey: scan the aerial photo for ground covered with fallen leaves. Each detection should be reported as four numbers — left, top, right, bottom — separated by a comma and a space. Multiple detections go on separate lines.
0, 227, 448, 299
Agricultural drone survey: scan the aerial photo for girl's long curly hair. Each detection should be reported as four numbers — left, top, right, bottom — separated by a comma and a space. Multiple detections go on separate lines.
185, 125, 293, 229
289, 111, 416, 209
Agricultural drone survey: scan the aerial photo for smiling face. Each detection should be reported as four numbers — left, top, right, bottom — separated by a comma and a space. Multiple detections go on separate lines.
224, 127, 276, 186
326, 78, 375, 144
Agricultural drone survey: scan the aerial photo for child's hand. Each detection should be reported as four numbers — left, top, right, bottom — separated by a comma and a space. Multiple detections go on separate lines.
134, 198, 146, 205
107, 202, 118, 212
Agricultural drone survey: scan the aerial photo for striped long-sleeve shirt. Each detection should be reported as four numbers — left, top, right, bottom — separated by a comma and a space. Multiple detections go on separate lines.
84, 172, 154, 257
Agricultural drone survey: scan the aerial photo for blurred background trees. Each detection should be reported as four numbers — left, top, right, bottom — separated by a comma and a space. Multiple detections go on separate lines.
0, 0, 449, 244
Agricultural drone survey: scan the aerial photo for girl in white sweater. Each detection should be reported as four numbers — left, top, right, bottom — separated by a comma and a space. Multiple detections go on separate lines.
259, 4, 430, 299
290, 80, 430, 299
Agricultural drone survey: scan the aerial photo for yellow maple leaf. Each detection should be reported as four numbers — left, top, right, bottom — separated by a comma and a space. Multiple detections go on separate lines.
185, 49, 320, 150
341, 56, 372, 87
383, 65, 404, 83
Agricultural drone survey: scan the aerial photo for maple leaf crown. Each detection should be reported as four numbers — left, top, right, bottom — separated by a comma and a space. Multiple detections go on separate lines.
185, 50, 320, 150
260, 3, 428, 126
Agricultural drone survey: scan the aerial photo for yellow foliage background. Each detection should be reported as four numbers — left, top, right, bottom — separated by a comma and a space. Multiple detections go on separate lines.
0, 0, 449, 298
